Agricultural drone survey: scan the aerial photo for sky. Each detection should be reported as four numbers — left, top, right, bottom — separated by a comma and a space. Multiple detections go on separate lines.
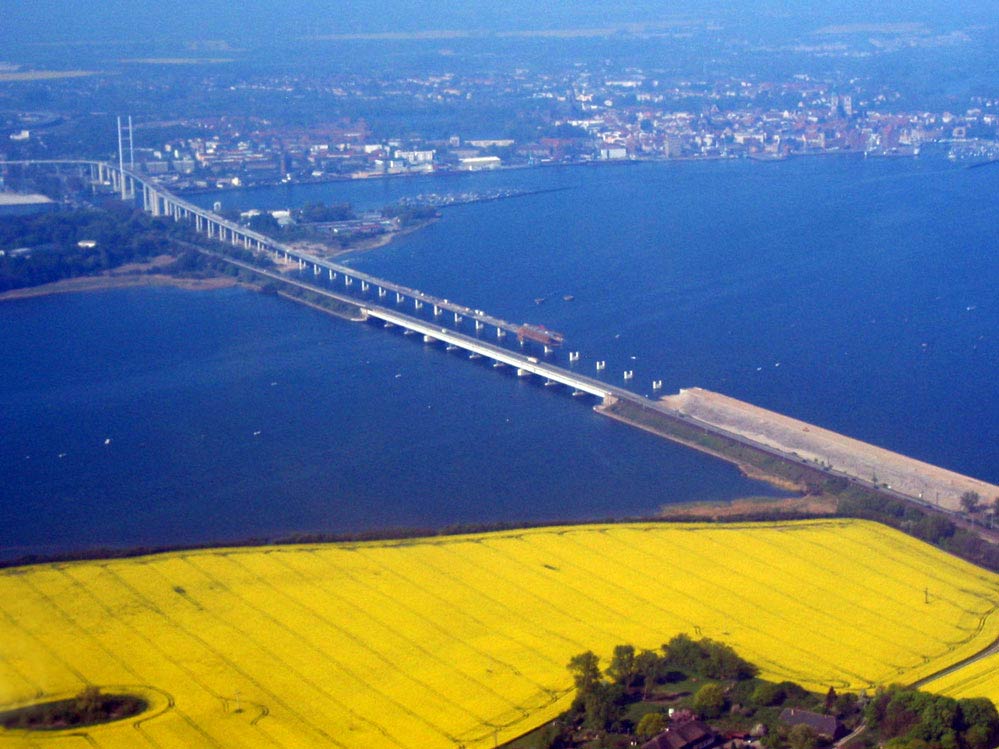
2, 0, 995, 48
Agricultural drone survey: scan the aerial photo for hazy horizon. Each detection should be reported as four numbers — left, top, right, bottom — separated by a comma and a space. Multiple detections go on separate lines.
3, 0, 996, 49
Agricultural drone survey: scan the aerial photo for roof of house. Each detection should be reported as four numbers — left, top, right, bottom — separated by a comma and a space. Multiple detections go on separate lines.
642, 720, 715, 749
778, 708, 840, 737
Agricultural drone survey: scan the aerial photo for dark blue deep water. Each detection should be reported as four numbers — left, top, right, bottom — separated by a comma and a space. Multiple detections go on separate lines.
2, 157, 997, 558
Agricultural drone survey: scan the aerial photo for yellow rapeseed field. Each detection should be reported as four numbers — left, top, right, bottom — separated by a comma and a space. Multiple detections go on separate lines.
926, 654, 999, 705
2, 519, 999, 748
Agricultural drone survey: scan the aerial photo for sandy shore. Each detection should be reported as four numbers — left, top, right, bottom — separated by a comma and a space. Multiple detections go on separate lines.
660, 495, 838, 519
0, 273, 240, 302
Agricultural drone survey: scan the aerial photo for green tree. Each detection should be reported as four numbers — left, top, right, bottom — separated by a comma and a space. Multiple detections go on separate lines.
958, 696, 999, 747
582, 683, 625, 730
606, 644, 638, 688
833, 692, 859, 719
961, 491, 982, 514
568, 651, 602, 698
635, 649, 662, 699
751, 682, 785, 707
693, 683, 726, 719
636, 712, 667, 739
248, 212, 281, 235
883, 739, 930, 749
702, 638, 758, 679
787, 724, 818, 749
824, 686, 837, 714
661, 633, 704, 673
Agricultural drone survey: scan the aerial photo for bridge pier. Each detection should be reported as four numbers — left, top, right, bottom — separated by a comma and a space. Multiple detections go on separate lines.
496, 328, 505, 339
378, 287, 387, 298
396, 292, 405, 303
414, 299, 423, 310
433, 305, 441, 316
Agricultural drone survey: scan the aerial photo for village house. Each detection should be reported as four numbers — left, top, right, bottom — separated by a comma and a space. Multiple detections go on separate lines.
642, 720, 718, 749
778, 708, 845, 741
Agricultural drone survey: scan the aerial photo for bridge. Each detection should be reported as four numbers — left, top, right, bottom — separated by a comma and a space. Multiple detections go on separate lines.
210, 251, 614, 399
1, 159, 566, 347
1, 159, 623, 397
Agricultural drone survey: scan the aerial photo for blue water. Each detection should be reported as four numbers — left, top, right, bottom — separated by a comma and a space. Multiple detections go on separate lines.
2, 157, 997, 558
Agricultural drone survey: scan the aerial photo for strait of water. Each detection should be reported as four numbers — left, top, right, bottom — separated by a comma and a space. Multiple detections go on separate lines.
2, 156, 997, 559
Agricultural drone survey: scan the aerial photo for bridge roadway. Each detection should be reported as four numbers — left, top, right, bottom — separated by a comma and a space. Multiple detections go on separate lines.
365, 306, 611, 398
211, 250, 613, 399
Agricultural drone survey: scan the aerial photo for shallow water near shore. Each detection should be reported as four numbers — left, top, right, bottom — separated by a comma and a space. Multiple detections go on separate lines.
2, 156, 997, 559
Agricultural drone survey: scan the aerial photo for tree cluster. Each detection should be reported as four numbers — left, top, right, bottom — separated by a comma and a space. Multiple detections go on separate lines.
381, 203, 438, 226
0, 203, 208, 291
295, 201, 356, 223
838, 494, 999, 573
566, 635, 759, 732
865, 686, 999, 749
0, 686, 146, 730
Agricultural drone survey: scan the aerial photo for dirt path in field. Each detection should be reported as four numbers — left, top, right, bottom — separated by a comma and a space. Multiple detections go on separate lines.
909, 635, 999, 690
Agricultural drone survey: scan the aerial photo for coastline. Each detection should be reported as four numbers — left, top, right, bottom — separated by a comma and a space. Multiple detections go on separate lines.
0, 273, 241, 302
284, 215, 437, 259
172, 148, 898, 198
0, 215, 435, 303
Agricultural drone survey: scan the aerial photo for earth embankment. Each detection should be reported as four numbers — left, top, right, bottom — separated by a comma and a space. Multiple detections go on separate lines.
660, 387, 998, 512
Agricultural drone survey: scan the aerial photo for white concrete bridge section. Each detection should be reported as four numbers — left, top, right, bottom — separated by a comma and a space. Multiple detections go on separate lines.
362, 305, 611, 398
661, 387, 999, 512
